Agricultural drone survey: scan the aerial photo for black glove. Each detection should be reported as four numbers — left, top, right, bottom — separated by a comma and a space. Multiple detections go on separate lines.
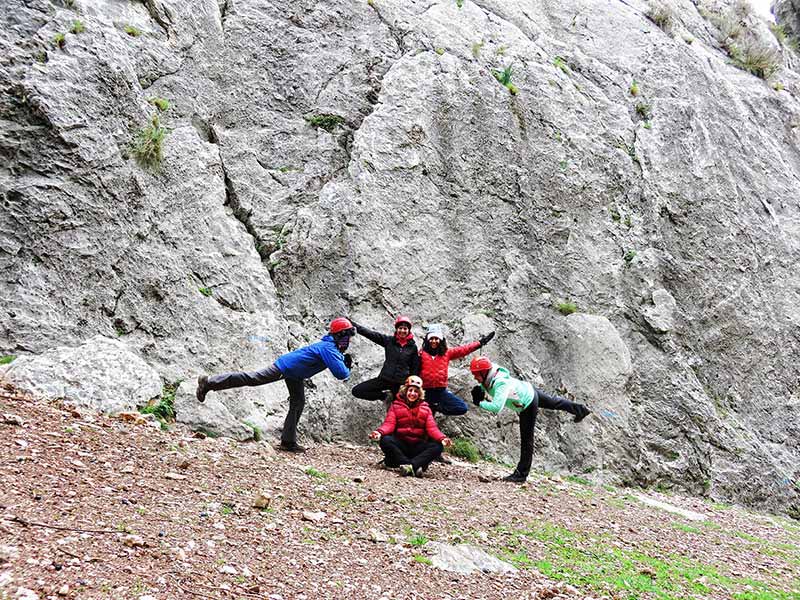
471, 385, 485, 407
343, 354, 353, 369
479, 331, 495, 347
349, 321, 361, 334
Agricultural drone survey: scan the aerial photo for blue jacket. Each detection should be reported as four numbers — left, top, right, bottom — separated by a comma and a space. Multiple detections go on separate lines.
274, 335, 350, 381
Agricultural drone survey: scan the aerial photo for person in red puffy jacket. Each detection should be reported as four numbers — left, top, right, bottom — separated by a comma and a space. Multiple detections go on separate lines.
369, 375, 452, 477
418, 323, 495, 415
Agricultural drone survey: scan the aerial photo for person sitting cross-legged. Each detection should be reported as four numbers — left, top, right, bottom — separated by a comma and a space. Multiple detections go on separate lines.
369, 375, 452, 477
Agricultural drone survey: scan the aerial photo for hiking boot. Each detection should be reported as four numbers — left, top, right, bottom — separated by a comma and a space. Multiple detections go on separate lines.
502, 470, 528, 483
196, 375, 210, 403
414, 467, 424, 478
399, 464, 414, 477
573, 404, 591, 423
433, 454, 452, 464
278, 442, 307, 453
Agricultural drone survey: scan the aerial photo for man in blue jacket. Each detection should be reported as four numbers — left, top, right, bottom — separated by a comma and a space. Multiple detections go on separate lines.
195, 318, 355, 452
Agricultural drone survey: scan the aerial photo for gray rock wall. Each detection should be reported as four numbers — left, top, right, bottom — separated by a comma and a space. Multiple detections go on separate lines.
1, 0, 798, 513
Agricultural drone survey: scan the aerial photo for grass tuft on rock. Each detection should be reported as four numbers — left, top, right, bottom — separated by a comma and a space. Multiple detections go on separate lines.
70, 20, 85, 34
729, 37, 781, 79
124, 24, 142, 37
305, 114, 345, 133
446, 437, 480, 463
556, 301, 578, 315
131, 114, 167, 172
646, 3, 674, 33
0, 355, 16, 365
149, 97, 170, 112
492, 65, 519, 95
139, 382, 179, 427
53, 32, 66, 48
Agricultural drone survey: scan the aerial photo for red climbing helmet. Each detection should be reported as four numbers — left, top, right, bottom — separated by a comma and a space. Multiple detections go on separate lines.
470, 356, 493, 375
329, 317, 354, 335
394, 315, 412, 329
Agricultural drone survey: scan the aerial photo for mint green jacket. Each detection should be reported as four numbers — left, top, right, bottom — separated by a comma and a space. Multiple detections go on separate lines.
478, 366, 535, 414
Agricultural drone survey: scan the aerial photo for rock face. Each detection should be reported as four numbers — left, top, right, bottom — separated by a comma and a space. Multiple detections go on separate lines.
1, 0, 799, 513
0, 336, 161, 413
427, 542, 517, 575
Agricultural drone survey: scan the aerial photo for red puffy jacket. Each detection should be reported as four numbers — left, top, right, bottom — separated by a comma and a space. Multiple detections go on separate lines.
418, 341, 481, 388
377, 397, 446, 445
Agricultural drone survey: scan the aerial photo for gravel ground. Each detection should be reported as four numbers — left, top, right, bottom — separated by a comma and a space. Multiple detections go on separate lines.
1, 382, 799, 600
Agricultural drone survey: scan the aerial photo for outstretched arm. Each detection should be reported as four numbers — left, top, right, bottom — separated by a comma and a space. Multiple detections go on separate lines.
351, 321, 391, 347
319, 344, 350, 380
447, 340, 482, 360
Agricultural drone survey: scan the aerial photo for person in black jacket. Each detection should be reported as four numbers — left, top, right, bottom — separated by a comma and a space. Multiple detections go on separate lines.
351, 315, 420, 403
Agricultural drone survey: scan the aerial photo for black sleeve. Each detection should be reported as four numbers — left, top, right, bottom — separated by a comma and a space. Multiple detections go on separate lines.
409, 344, 421, 376
355, 323, 391, 347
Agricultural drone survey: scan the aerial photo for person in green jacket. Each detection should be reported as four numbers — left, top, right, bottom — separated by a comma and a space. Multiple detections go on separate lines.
469, 356, 591, 483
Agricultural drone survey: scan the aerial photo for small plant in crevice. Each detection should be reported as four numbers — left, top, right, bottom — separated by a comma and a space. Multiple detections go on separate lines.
495, 45, 507, 56
434, 47, 445, 55
769, 22, 786, 45
198, 287, 212, 297
139, 381, 180, 428
471, 41, 484, 59
53, 32, 66, 48
131, 114, 167, 172
124, 24, 142, 37
629, 79, 639, 96
556, 301, 578, 315
149, 97, 170, 112
0, 355, 16, 365
305, 113, 345, 133
70, 20, 85, 34
729, 37, 780, 79
553, 55, 569, 74
244, 421, 262, 441
772, 81, 784, 91
456, 0, 464, 7
492, 64, 518, 95
624, 249, 637, 264
646, 3, 674, 33
609, 205, 621, 222
409, 534, 430, 547
635, 102, 652, 120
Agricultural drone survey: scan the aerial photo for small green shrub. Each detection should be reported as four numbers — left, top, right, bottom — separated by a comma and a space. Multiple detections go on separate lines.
0, 355, 16, 365
624, 249, 637, 263
53, 32, 66, 48
712, 14, 743, 47
198, 287, 212, 297
635, 102, 652, 120
629, 79, 639, 96
446, 437, 480, 463
304, 467, 328, 479
413, 555, 432, 565
139, 381, 180, 425
149, 97, 170, 112
434, 47, 445, 56
769, 23, 786, 45
773, 81, 784, 91
556, 301, 578, 315
131, 114, 167, 172
409, 534, 429, 547
731, 37, 780, 79
456, 0, 464, 7
244, 421, 262, 442
646, 4, 674, 32
492, 65, 519, 95
553, 56, 569, 74
124, 24, 142, 37
306, 114, 345, 133
70, 20, 85, 34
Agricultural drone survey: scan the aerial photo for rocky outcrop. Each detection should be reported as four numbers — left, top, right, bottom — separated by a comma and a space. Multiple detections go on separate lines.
0, 336, 161, 413
1, 0, 799, 513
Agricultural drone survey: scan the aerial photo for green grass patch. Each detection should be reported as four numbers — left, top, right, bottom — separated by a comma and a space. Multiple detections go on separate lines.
131, 115, 167, 172
138, 381, 180, 427
446, 437, 480, 463
124, 24, 142, 37
412, 555, 432, 565
304, 467, 328, 479
553, 56, 569, 74
672, 522, 701, 534
198, 287, 212, 297
305, 114, 345, 133
243, 421, 262, 442
53, 32, 66, 48
0, 355, 16, 365
556, 301, 578, 315
565, 475, 592, 486
149, 97, 170, 112
70, 20, 85, 34
409, 534, 429, 547
491, 64, 518, 95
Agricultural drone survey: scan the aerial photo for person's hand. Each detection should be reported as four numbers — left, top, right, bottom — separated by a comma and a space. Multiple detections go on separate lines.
369, 430, 381, 441
343, 354, 353, 369
441, 437, 452, 448
479, 331, 495, 347
471, 385, 485, 406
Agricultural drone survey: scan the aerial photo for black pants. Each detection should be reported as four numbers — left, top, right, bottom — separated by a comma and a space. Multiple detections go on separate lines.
517, 389, 583, 477
352, 377, 401, 401
207, 363, 305, 446
379, 434, 443, 471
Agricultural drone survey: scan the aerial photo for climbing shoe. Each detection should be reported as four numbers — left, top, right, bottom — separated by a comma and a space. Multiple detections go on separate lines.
574, 404, 591, 423
414, 467, 425, 478
196, 375, 209, 403
399, 464, 414, 477
502, 470, 528, 483
278, 442, 307, 453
